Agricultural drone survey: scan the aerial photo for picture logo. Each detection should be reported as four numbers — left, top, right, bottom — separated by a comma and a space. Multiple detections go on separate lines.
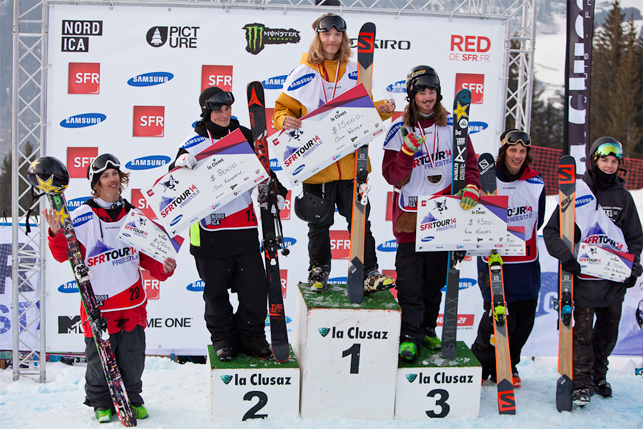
61, 20, 102, 52
147, 26, 199, 49
455, 73, 485, 104
68, 63, 100, 94
133, 106, 165, 137
242, 23, 300, 55
127, 72, 174, 87
201, 65, 233, 92
60, 113, 106, 128
67, 147, 98, 178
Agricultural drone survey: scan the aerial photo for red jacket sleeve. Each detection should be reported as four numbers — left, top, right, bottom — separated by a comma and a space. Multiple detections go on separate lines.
464, 136, 481, 189
382, 148, 414, 188
140, 252, 173, 281
47, 229, 87, 262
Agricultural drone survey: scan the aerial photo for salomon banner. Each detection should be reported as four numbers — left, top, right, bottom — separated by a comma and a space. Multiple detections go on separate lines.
46, 4, 507, 355
562, 0, 595, 175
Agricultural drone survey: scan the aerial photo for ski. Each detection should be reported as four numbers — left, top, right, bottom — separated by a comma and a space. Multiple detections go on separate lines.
556, 155, 576, 412
347, 22, 376, 304
46, 191, 136, 427
441, 88, 471, 359
247, 81, 290, 363
478, 152, 496, 196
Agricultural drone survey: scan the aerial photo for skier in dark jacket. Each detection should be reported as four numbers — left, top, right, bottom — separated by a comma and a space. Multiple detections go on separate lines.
471, 129, 546, 388
170, 86, 287, 362
544, 137, 643, 406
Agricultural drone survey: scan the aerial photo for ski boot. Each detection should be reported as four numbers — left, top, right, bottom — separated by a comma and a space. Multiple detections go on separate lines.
512, 369, 521, 388
399, 335, 419, 363
594, 379, 612, 398
422, 327, 441, 350
94, 407, 113, 423
132, 405, 149, 420
308, 264, 330, 293
363, 268, 395, 295
572, 388, 591, 407
216, 346, 235, 362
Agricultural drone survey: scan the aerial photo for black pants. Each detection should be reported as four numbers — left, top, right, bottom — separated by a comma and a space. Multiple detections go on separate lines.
195, 251, 268, 353
395, 243, 448, 346
304, 180, 378, 271
84, 325, 145, 409
471, 300, 537, 376
572, 304, 622, 391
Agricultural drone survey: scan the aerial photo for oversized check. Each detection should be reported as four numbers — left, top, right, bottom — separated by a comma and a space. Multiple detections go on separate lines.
270, 84, 386, 187
143, 129, 268, 236
415, 195, 508, 252
117, 210, 184, 264
577, 242, 633, 282
469, 226, 525, 257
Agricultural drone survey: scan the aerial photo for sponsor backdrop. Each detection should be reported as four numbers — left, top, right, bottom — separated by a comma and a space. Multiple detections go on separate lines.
42, 4, 643, 358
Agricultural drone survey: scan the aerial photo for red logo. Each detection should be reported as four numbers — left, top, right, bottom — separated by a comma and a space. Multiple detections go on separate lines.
141, 269, 160, 300
386, 191, 394, 221
455, 73, 485, 104
280, 269, 288, 299
131, 188, 157, 220
133, 106, 165, 137
67, 147, 98, 178
201, 65, 233, 92
330, 230, 350, 260
68, 63, 100, 94
449, 35, 491, 62
281, 190, 292, 220
436, 314, 475, 327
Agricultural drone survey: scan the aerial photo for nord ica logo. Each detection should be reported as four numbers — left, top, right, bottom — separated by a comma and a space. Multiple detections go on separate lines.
146, 26, 199, 49
287, 73, 315, 91
262, 75, 287, 90
128, 72, 174, 87
61, 20, 102, 53
61, 113, 106, 128
126, 155, 171, 170
242, 23, 301, 55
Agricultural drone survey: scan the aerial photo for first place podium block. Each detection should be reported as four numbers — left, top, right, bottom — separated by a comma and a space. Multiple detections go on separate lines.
207, 345, 300, 421
396, 342, 482, 419
294, 283, 401, 420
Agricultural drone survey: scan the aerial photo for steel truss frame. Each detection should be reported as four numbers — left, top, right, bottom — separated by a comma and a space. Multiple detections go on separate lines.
12, 0, 536, 382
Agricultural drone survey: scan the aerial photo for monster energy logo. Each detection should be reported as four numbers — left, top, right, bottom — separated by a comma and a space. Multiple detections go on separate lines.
243, 23, 300, 55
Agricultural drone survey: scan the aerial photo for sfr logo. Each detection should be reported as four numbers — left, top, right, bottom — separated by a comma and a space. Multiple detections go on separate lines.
330, 230, 350, 260
201, 65, 233, 92
68, 63, 100, 94
133, 106, 165, 137
455, 73, 485, 104
67, 147, 98, 178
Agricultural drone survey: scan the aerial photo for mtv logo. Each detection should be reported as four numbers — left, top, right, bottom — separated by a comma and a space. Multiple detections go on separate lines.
58, 315, 82, 334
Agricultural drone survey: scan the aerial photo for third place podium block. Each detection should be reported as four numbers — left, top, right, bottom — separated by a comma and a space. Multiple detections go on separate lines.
294, 282, 401, 420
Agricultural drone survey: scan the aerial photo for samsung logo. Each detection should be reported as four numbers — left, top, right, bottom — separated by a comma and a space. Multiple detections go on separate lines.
440, 278, 477, 292
67, 197, 90, 211
329, 277, 347, 284
170, 214, 183, 226
421, 236, 434, 242
383, 122, 404, 147
122, 233, 131, 238
377, 240, 398, 252
262, 75, 287, 90
527, 176, 545, 185
293, 164, 305, 175
348, 71, 357, 80
126, 155, 171, 170
60, 113, 106, 128
269, 158, 282, 171
127, 72, 174, 87
386, 81, 406, 93
283, 237, 297, 248
468, 121, 488, 134
186, 279, 205, 292
576, 195, 594, 208
287, 73, 315, 91
58, 280, 79, 293
73, 212, 93, 227
182, 135, 207, 149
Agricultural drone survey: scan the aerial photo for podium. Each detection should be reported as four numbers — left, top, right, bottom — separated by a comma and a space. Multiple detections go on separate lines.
395, 342, 482, 419
207, 345, 300, 421
294, 282, 401, 420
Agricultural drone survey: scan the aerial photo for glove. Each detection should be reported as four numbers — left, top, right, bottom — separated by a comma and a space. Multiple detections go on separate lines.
401, 127, 425, 156
624, 262, 643, 288
456, 184, 480, 210
561, 256, 581, 277
175, 153, 197, 170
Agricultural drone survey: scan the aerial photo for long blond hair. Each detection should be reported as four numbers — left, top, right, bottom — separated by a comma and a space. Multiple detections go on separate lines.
307, 13, 353, 65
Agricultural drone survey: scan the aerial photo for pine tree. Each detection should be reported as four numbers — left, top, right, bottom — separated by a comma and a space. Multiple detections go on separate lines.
0, 141, 35, 217
616, 17, 642, 157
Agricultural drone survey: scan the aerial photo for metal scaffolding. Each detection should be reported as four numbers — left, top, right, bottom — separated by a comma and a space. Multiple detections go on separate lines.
11, 0, 536, 382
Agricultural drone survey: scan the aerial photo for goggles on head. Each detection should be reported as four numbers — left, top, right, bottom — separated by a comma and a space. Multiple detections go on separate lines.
595, 142, 623, 159
503, 130, 531, 147
409, 74, 440, 93
315, 15, 347, 33
88, 154, 121, 183
204, 91, 235, 111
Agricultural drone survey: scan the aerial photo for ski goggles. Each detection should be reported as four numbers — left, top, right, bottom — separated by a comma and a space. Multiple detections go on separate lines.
88, 154, 121, 181
204, 91, 235, 111
315, 15, 347, 33
502, 130, 531, 147
595, 142, 623, 158
410, 75, 440, 93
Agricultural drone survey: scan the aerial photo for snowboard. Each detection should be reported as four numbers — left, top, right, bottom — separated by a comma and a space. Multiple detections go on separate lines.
247, 81, 290, 363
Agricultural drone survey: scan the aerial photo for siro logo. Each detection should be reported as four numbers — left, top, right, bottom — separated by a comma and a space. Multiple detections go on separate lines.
170, 214, 183, 226
202, 65, 233, 92
58, 280, 79, 293
469, 121, 489, 134
318, 327, 330, 337
293, 164, 306, 175
133, 106, 165, 137
348, 71, 357, 80
269, 158, 282, 171
386, 80, 407, 93
377, 240, 398, 252
421, 236, 435, 242
127, 72, 174, 87
455, 73, 485, 104
146, 26, 199, 49
67, 147, 98, 178
60, 113, 106, 128
242, 23, 301, 55
287, 73, 315, 91
349, 38, 411, 50
221, 375, 233, 385
61, 20, 102, 53
68, 63, 100, 94
126, 155, 171, 170
406, 374, 418, 383
73, 212, 93, 227
186, 280, 205, 292
67, 196, 90, 211
262, 75, 287, 90
182, 135, 207, 149
383, 122, 404, 147
576, 195, 594, 208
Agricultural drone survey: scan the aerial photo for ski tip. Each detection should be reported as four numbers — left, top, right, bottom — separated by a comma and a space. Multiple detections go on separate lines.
556, 374, 573, 412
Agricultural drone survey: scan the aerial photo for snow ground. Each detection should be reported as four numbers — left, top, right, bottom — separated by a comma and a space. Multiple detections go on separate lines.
1, 355, 642, 429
